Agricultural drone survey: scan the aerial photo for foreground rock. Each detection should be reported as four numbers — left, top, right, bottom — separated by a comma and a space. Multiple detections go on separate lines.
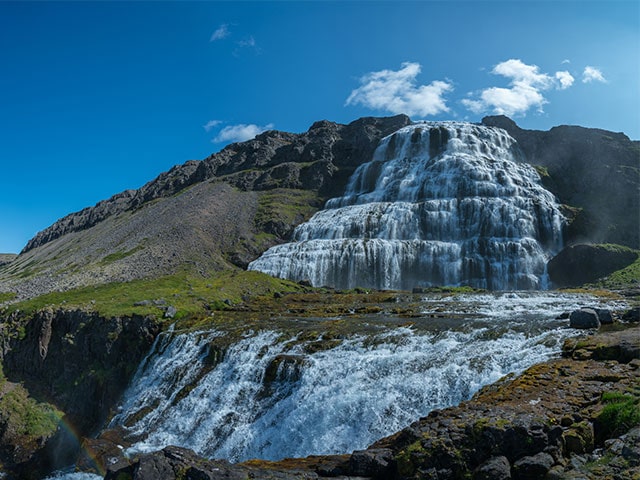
104, 326, 640, 480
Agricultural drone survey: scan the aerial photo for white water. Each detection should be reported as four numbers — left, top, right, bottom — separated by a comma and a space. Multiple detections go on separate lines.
249, 122, 565, 290
108, 293, 617, 464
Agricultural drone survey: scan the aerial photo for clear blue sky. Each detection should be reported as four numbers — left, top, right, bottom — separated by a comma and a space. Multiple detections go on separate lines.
1, 1, 638, 253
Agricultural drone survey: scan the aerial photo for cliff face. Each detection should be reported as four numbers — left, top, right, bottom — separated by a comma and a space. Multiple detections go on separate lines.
482, 116, 640, 249
0, 309, 160, 476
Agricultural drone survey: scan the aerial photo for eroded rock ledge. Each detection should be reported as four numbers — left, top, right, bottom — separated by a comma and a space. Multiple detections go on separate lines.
102, 326, 639, 480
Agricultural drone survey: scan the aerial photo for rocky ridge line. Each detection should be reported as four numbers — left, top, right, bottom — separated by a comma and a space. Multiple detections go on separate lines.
21, 115, 411, 254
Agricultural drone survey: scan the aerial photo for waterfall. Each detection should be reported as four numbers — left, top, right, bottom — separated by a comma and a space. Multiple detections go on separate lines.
108, 292, 615, 464
249, 122, 565, 290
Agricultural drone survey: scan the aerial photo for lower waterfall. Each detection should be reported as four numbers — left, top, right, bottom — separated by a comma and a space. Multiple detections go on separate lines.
106, 292, 615, 464
249, 122, 565, 290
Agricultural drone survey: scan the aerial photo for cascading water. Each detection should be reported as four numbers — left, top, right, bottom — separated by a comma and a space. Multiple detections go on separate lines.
249, 122, 565, 290
106, 292, 622, 464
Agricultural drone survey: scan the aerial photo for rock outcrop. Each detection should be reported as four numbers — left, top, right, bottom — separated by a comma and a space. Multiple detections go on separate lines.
0, 309, 160, 477
482, 116, 640, 249
547, 243, 639, 288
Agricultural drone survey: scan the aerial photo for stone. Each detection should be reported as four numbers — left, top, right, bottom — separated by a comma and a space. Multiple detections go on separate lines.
569, 308, 600, 329
513, 452, 555, 479
622, 307, 640, 323
164, 305, 177, 319
595, 308, 613, 324
349, 448, 394, 477
473, 455, 511, 480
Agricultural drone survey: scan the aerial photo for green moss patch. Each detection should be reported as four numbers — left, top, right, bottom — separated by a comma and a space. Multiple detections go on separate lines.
5, 270, 304, 320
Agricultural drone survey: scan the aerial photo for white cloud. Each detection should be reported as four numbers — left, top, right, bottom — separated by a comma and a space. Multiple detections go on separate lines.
582, 66, 606, 83
210, 24, 230, 41
202, 120, 222, 132
345, 62, 453, 117
562, 59, 571, 65
555, 70, 575, 89
462, 59, 576, 117
212, 123, 274, 143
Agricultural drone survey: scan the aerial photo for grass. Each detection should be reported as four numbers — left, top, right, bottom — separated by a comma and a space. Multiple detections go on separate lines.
255, 188, 321, 233
5, 269, 305, 320
0, 292, 16, 303
592, 255, 640, 290
98, 244, 146, 266
597, 390, 640, 439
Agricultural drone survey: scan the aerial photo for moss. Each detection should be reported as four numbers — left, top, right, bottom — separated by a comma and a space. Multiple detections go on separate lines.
0, 374, 63, 441
98, 244, 146, 265
0, 292, 16, 303
593, 255, 640, 290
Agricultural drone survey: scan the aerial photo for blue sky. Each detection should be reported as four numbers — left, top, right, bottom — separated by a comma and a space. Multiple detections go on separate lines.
1, 1, 638, 253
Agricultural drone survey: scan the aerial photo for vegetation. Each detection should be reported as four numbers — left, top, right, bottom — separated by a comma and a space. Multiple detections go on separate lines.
98, 243, 146, 265
4, 269, 305, 320
597, 390, 640, 439
592, 255, 640, 290
0, 368, 62, 441
0, 292, 16, 303
255, 188, 321, 233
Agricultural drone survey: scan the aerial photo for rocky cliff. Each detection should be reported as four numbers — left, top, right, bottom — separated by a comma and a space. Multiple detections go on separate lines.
0, 309, 160, 477
482, 116, 640, 249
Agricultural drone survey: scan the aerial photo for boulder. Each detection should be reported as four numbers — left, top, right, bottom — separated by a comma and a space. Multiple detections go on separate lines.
569, 308, 600, 329
595, 308, 614, 324
513, 452, 555, 479
349, 448, 394, 477
473, 455, 511, 480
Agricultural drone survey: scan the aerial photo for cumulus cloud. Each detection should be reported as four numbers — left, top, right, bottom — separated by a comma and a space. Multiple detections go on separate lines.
212, 123, 274, 143
210, 24, 230, 41
582, 66, 606, 83
345, 62, 453, 117
462, 59, 577, 117
202, 120, 222, 132
555, 71, 575, 89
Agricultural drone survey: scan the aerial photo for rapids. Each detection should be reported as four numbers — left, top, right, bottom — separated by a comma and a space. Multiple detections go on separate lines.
105, 292, 622, 465
249, 122, 565, 290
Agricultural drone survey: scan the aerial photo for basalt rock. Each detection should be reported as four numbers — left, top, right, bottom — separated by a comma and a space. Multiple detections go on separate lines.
547, 243, 639, 287
0, 309, 160, 475
482, 116, 640, 249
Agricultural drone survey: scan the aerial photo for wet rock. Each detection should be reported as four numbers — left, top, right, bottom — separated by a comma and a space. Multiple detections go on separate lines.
349, 448, 394, 477
594, 308, 613, 324
622, 306, 640, 322
512, 451, 554, 479
569, 308, 600, 329
473, 455, 511, 479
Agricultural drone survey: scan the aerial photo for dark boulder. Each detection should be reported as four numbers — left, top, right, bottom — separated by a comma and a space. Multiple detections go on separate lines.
473, 455, 511, 480
349, 448, 394, 478
547, 244, 638, 287
513, 452, 555, 479
569, 308, 601, 329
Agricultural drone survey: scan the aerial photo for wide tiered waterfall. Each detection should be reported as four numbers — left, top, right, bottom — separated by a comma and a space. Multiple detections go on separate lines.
249, 122, 565, 290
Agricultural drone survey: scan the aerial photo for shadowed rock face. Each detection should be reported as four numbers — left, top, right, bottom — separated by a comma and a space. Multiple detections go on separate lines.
548, 244, 639, 287
482, 115, 640, 249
